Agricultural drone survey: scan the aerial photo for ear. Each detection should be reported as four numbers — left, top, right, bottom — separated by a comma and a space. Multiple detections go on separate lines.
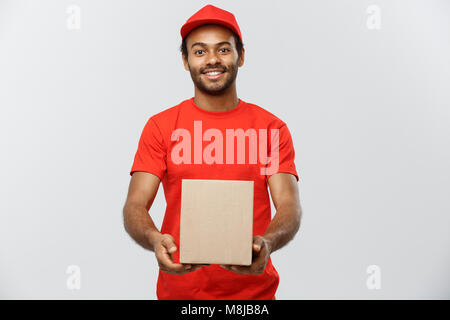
182, 53, 190, 71
238, 47, 245, 67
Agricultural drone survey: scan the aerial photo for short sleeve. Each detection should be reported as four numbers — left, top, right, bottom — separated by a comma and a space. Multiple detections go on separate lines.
130, 117, 167, 180
264, 123, 299, 183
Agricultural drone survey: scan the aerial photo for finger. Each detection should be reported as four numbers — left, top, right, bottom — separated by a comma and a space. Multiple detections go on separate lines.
166, 264, 204, 275
161, 236, 177, 254
157, 248, 186, 273
231, 265, 254, 275
219, 264, 233, 271
188, 265, 204, 272
232, 263, 263, 275
219, 263, 250, 275
232, 251, 267, 275
158, 259, 186, 273
253, 243, 261, 253
160, 236, 178, 262
252, 236, 264, 252
251, 252, 268, 274
194, 264, 210, 267
160, 263, 192, 275
173, 264, 206, 274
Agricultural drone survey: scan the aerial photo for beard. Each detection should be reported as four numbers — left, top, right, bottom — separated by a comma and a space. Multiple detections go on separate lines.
188, 61, 239, 96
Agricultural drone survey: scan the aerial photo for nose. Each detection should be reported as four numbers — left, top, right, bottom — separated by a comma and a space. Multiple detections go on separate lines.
205, 50, 221, 66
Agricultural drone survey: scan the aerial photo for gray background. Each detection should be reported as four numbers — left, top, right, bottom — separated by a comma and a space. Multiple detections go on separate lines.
0, 0, 449, 299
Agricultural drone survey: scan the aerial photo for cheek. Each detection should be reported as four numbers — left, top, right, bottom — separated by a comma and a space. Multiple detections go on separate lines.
225, 62, 238, 72
191, 68, 203, 78
187, 60, 202, 74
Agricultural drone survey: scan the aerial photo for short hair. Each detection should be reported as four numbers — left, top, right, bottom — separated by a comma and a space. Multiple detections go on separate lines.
180, 30, 244, 60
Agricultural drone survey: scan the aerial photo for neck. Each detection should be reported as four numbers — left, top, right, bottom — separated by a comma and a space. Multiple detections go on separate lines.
193, 85, 239, 112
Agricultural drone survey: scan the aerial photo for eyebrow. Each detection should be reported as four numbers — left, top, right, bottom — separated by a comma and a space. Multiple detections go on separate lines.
190, 41, 232, 49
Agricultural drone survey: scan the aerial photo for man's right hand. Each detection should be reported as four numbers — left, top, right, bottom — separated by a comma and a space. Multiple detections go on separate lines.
153, 233, 207, 275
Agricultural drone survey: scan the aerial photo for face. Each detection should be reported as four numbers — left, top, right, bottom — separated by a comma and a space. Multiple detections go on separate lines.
182, 24, 244, 96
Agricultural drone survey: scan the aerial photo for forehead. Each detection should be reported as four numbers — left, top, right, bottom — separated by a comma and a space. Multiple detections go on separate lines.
186, 24, 236, 47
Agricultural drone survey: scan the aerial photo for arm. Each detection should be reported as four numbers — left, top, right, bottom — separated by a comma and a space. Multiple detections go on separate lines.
264, 172, 302, 254
220, 172, 302, 274
122, 171, 162, 251
123, 171, 206, 274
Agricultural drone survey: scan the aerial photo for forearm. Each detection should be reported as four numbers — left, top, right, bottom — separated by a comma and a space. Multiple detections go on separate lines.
264, 202, 301, 254
123, 203, 161, 252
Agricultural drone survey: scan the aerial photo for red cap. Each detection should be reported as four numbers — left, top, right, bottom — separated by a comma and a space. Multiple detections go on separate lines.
180, 4, 243, 43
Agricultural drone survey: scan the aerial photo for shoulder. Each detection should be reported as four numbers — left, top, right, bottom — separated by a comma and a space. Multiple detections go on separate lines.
138, 100, 187, 141
244, 101, 287, 129
149, 100, 185, 125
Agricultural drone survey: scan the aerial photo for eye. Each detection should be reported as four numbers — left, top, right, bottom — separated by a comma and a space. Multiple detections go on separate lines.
219, 48, 230, 53
194, 49, 205, 55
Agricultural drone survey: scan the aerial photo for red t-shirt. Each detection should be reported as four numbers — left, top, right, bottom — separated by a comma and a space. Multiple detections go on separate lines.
130, 97, 299, 300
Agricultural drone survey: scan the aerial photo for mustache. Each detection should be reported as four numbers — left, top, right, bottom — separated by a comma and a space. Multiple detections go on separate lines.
201, 66, 227, 73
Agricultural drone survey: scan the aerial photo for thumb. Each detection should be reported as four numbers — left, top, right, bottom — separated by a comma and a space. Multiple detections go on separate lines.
253, 238, 263, 252
168, 245, 177, 253
162, 235, 177, 253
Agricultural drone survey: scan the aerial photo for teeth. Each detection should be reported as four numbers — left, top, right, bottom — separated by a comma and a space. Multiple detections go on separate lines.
206, 71, 222, 76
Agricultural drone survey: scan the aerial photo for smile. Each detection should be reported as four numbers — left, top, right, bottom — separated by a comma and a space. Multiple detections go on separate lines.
203, 71, 225, 80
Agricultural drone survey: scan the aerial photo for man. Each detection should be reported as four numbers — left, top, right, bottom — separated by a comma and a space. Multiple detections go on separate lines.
123, 4, 302, 300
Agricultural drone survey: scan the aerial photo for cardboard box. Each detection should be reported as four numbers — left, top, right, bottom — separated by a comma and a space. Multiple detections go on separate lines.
179, 179, 254, 266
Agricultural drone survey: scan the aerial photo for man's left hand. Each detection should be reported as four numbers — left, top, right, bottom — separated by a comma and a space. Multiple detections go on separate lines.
220, 235, 271, 275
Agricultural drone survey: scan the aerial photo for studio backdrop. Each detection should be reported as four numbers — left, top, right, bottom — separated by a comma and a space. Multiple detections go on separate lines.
0, 0, 449, 299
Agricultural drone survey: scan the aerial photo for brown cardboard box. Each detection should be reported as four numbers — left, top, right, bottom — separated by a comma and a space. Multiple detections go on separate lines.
179, 179, 254, 266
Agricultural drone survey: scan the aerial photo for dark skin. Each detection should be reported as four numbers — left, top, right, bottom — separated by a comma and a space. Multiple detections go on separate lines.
220, 173, 301, 275
123, 24, 302, 276
181, 24, 244, 112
